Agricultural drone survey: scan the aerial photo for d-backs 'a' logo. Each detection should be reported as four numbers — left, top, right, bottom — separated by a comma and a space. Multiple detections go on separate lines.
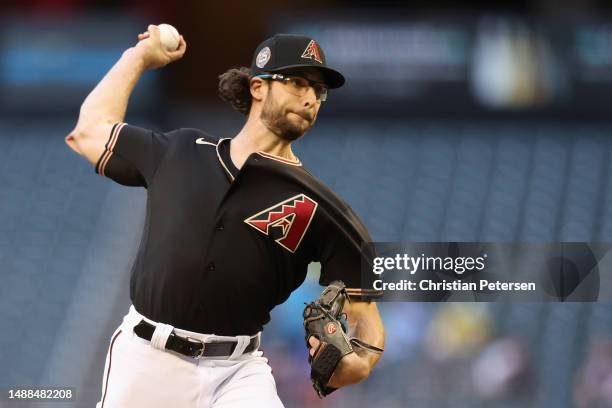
301, 40, 323, 64
244, 194, 318, 253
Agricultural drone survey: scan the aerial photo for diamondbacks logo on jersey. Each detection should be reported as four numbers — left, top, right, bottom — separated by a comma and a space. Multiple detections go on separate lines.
301, 40, 323, 64
244, 194, 318, 253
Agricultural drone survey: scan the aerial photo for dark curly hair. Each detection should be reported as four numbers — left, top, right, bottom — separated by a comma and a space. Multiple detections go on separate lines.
218, 67, 252, 115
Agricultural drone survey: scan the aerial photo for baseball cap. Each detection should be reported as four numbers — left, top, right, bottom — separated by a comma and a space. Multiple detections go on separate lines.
250, 33, 345, 89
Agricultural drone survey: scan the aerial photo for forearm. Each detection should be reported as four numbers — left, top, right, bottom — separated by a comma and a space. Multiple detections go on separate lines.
76, 47, 146, 130
350, 302, 385, 369
327, 301, 385, 388
65, 25, 185, 164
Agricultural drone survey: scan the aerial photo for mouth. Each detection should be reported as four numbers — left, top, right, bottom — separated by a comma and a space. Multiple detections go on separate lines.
291, 111, 313, 122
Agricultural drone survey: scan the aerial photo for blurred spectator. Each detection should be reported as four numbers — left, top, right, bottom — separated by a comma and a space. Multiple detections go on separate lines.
425, 303, 494, 361
471, 17, 567, 109
472, 337, 533, 400
575, 339, 612, 408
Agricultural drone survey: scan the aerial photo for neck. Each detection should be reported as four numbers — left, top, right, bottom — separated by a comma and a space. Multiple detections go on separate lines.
229, 113, 298, 169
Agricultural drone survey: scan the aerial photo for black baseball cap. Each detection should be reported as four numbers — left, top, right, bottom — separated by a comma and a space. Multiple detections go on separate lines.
250, 33, 345, 89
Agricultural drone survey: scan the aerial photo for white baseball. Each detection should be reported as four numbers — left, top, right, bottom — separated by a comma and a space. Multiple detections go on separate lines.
157, 23, 180, 51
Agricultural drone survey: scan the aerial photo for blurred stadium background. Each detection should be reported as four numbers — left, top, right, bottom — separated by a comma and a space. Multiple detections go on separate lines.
2, 0, 612, 407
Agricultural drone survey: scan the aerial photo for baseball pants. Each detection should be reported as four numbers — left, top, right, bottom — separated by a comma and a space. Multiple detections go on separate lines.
96, 305, 284, 408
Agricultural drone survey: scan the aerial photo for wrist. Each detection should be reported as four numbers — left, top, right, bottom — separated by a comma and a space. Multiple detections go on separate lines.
328, 352, 370, 388
122, 47, 148, 71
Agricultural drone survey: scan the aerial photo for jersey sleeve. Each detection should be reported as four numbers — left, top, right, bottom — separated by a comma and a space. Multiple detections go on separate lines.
94, 123, 171, 187
316, 205, 382, 300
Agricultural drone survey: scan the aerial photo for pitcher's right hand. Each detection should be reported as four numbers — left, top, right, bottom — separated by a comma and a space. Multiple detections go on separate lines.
134, 24, 187, 69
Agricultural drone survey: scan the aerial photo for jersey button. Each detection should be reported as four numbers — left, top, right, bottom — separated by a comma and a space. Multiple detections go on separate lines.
215, 224, 224, 231
207, 262, 215, 271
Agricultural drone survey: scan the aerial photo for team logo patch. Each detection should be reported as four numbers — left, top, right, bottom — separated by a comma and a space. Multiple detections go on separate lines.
256, 46, 271, 68
326, 322, 337, 334
244, 194, 318, 253
301, 40, 323, 64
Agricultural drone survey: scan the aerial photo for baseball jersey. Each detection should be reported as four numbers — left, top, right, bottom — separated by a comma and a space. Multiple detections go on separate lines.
95, 123, 380, 336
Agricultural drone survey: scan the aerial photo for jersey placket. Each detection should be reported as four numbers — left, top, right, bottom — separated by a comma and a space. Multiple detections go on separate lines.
194, 140, 247, 314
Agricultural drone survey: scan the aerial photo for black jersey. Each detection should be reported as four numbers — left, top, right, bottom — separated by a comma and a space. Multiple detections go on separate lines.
95, 123, 379, 336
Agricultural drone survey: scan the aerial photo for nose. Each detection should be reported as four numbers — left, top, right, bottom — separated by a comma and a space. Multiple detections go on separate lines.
302, 86, 318, 107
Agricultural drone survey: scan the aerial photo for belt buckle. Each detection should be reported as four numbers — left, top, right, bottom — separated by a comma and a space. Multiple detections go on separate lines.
185, 336, 206, 359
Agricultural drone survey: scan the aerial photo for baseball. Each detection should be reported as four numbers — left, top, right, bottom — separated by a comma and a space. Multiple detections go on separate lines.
157, 23, 180, 51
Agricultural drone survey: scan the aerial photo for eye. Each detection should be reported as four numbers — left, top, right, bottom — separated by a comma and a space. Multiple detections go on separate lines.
314, 84, 327, 96
289, 77, 309, 88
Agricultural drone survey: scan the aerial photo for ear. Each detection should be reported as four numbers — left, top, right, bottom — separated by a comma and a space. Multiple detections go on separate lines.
250, 77, 267, 102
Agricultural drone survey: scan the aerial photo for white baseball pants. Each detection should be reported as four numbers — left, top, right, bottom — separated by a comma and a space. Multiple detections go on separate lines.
96, 305, 284, 408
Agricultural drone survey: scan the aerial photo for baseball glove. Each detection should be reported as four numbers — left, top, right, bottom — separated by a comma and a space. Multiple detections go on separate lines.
303, 280, 383, 397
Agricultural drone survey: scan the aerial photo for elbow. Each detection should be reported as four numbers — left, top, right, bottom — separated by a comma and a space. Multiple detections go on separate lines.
65, 128, 85, 155
69, 109, 101, 143
69, 121, 91, 140
348, 361, 372, 387
356, 364, 372, 383
351, 354, 373, 384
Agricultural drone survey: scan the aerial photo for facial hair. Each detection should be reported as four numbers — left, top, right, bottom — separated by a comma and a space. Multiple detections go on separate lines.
259, 88, 314, 142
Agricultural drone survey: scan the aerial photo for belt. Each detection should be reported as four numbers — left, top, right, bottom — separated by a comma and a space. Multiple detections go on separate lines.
133, 320, 259, 358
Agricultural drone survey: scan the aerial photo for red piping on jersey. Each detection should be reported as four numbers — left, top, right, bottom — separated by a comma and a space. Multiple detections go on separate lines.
99, 123, 126, 177
215, 138, 235, 181
101, 329, 122, 407
256, 151, 302, 166
99, 124, 118, 176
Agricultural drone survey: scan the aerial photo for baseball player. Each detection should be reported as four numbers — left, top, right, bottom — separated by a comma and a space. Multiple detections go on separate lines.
65, 25, 385, 408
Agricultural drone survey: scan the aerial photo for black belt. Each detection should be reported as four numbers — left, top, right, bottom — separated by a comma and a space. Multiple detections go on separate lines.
133, 320, 259, 358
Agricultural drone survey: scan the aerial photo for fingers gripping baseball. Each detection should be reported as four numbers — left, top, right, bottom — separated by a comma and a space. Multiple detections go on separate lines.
135, 24, 186, 69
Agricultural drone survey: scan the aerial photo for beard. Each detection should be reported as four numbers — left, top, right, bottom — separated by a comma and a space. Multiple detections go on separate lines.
260, 90, 315, 142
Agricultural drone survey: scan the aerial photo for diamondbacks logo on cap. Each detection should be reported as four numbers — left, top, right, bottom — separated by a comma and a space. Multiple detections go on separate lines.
244, 194, 318, 253
301, 40, 323, 64
256, 46, 271, 68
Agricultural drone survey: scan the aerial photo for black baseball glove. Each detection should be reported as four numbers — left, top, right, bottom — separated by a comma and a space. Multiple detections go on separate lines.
303, 280, 383, 397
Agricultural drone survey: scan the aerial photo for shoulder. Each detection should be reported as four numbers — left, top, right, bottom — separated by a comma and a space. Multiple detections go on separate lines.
165, 128, 220, 146
299, 165, 370, 235
299, 165, 351, 212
